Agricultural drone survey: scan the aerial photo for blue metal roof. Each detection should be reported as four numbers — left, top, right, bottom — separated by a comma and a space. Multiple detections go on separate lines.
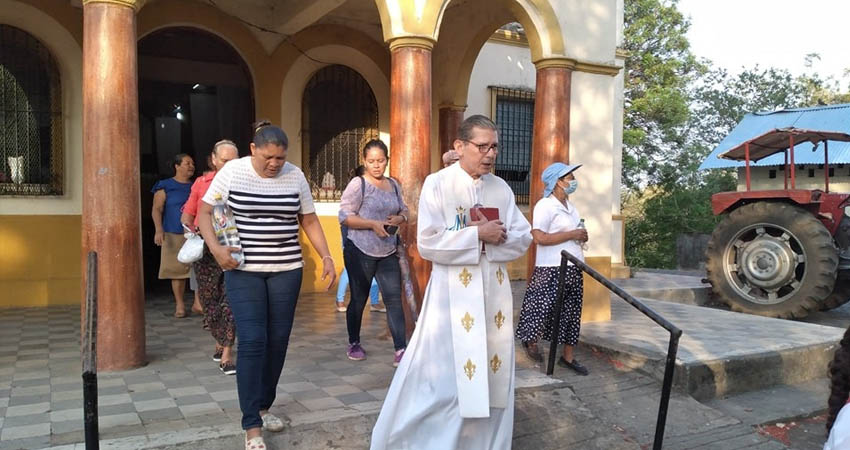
699, 103, 850, 169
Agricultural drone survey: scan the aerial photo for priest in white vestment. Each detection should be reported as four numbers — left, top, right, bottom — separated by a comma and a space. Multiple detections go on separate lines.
371, 115, 532, 450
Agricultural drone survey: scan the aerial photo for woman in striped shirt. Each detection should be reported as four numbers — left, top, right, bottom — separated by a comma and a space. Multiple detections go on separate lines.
197, 122, 336, 450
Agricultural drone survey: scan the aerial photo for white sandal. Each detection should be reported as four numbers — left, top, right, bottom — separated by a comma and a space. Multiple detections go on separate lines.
245, 434, 266, 450
261, 413, 285, 432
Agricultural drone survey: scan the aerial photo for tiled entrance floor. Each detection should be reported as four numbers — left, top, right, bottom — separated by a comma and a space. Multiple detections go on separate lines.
0, 291, 407, 449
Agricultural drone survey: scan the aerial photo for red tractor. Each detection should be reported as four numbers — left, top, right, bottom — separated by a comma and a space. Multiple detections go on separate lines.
706, 128, 850, 318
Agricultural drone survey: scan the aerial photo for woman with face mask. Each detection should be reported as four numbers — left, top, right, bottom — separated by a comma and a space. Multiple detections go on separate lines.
515, 162, 590, 376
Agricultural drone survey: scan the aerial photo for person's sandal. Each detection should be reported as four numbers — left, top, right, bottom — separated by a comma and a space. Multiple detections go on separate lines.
522, 341, 544, 363
558, 357, 589, 376
261, 413, 285, 432
245, 434, 266, 450
174, 310, 186, 319
220, 361, 236, 375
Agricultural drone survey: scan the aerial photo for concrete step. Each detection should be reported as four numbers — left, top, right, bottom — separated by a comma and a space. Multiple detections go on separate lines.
618, 270, 715, 306
704, 378, 828, 426
579, 297, 843, 401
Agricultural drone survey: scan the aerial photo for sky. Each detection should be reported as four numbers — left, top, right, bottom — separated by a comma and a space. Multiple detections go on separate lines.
676, 0, 848, 82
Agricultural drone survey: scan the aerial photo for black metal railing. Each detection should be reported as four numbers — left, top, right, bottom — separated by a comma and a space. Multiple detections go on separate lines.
302, 64, 379, 202
82, 252, 99, 449
548, 250, 682, 450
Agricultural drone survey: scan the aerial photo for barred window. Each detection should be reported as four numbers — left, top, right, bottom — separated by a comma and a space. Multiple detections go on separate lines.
0, 25, 63, 196
491, 87, 534, 205
302, 65, 378, 202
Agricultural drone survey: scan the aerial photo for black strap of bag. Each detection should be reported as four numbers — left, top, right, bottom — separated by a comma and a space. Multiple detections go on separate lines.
358, 175, 402, 245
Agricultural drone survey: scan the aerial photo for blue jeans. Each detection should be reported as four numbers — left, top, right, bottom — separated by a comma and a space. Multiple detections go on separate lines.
336, 268, 379, 305
224, 269, 302, 430
343, 245, 406, 351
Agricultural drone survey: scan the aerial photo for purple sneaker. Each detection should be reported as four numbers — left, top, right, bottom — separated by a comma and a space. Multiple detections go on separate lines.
393, 348, 405, 367
347, 342, 366, 361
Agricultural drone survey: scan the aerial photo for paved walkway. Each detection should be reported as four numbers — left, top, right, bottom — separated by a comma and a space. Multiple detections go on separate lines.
0, 287, 559, 450
0, 278, 839, 449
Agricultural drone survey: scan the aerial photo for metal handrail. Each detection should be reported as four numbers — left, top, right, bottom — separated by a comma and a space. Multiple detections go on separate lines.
82, 252, 99, 449
548, 250, 683, 450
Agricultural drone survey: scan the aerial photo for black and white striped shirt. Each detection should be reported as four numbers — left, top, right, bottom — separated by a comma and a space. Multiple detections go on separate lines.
202, 157, 315, 272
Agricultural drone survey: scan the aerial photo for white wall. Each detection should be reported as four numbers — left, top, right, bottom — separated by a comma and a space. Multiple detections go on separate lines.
466, 37, 620, 262
570, 71, 615, 258
466, 40, 536, 117
554, 0, 618, 62
0, 1, 83, 215
736, 166, 850, 192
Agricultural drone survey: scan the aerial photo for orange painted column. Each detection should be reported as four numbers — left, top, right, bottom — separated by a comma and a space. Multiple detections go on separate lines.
438, 105, 465, 155
82, 0, 146, 370
388, 37, 435, 318
527, 60, 572, 276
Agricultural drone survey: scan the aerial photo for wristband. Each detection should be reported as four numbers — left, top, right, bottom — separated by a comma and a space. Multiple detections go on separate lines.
322, 255, 334, 262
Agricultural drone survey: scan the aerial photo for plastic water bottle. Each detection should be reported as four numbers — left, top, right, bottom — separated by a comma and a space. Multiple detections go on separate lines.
211, 194, 245, 266
576, 218, 589, 251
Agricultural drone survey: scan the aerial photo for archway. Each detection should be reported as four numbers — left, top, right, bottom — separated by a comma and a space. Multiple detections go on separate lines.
0, 24, 63, 196
137, 26, 255, 290
301, 64, 379, 202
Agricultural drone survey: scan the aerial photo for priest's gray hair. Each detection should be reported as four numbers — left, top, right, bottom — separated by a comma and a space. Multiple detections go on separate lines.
458, 114, 497, 141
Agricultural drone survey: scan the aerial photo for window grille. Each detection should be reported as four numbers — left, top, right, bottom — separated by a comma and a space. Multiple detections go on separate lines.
491, 86, 534, 205
302, 65, 378, 202
0, 25, 63, 196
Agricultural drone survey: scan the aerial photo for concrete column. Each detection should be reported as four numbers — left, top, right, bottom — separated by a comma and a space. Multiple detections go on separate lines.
528, 59, 572, 276
82, 0, 146, 370
388, 37, 435, 314
438, 105, 465, 156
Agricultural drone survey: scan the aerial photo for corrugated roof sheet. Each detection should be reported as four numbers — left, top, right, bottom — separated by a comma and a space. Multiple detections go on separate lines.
699, 103, 850, 170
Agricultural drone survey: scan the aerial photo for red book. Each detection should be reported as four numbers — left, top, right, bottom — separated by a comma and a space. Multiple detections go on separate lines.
470, 206, 500, 250
470, 206, 499, 222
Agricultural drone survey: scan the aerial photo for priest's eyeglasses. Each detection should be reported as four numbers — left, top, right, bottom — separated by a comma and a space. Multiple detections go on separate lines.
463, 139, 499, 154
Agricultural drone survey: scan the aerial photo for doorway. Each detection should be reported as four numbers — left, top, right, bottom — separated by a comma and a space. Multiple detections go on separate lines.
137, 27, 254, 291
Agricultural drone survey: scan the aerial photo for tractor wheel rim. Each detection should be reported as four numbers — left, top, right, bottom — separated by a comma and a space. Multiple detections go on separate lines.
723, 223, 806, 305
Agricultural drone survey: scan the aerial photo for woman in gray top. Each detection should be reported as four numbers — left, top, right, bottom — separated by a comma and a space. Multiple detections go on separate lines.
339, 139, 409, 367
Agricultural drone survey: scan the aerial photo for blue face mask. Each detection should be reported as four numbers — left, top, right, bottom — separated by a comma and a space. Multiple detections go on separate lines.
564, 179, 578, 195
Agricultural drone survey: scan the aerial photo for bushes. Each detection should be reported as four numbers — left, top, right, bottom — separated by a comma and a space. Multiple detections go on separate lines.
624, 171, 735, 269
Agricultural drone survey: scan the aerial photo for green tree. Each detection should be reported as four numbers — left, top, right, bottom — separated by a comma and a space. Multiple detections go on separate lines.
622, 2, 850, 269
622, 0, 703, 189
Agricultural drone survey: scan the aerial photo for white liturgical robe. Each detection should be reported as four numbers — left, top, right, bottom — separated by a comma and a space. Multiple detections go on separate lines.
370, 163, 532, 450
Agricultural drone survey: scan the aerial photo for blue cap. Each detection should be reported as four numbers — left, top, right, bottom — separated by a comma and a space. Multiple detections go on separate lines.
542, 162, 582, 198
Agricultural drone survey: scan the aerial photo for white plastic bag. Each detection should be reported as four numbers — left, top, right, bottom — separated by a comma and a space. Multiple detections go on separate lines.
178, 225, 204, 264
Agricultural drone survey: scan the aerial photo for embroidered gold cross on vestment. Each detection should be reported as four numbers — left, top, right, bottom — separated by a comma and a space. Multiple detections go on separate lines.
494, 310, 505, 330
459, 268, 472, 287
461, 312, 474, 332
464, 359, 476, 380
490, 354, 502, 373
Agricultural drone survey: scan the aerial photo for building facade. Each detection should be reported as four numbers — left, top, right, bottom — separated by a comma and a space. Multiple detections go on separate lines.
0, 0, 624, 369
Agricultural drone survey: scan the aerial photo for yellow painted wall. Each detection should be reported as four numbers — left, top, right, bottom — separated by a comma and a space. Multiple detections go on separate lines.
582, 256, 612, 322
507, 210, 612, 323
0, 216, 82, 307
0, 213, 345, 303
300, 215, 344, 293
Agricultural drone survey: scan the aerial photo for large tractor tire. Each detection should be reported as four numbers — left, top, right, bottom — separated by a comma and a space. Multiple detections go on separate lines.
705, 202, 838, 319
820, 270, 850, 311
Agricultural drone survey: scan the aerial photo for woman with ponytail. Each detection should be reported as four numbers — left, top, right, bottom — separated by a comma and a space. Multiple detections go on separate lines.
197, 121, 336, 450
